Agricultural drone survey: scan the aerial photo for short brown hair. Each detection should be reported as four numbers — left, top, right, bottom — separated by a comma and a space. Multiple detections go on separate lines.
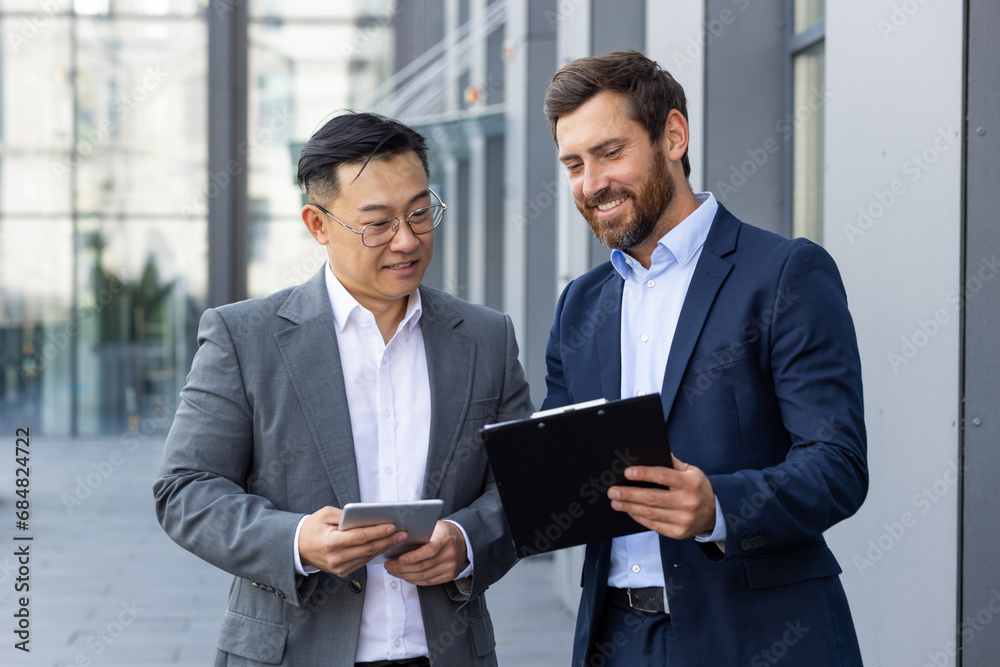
543, 50, 691, 178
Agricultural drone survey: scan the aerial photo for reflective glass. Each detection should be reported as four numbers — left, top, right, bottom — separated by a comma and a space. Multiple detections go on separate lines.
2, 154, 73, 215
247, 17, 393, 297
73, 217, 206, 435
250, 0, 396, 20
794, 0, 825, 33
0, 219, 73, 435
247, 218, 325, 298
74, 18, 207, 216
792, 42, 825, 243
113, 0, 207, 15
0, 17, 73, 149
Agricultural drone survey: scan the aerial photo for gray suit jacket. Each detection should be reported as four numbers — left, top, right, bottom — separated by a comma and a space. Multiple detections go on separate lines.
154, 268, 532, 666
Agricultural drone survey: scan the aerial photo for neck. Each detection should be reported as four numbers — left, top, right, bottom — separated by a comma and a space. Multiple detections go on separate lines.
627, 187, 701, 269
371, 296, 410, 344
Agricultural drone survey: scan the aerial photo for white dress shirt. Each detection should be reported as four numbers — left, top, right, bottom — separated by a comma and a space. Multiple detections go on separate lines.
290, 265, 447, 662
606, 192, 726, 607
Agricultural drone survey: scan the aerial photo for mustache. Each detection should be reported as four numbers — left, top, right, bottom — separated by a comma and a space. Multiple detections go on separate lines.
581, 189, 632, 209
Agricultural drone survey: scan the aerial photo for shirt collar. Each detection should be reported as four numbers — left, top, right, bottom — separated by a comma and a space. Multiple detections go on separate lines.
611, 191, 718, 279
324, 263, 423, 334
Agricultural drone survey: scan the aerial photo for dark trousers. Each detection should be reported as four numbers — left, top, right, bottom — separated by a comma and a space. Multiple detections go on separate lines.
586, 598, 684, 667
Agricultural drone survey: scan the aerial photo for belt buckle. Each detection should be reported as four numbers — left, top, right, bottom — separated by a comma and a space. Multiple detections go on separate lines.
626, 587, 661, 613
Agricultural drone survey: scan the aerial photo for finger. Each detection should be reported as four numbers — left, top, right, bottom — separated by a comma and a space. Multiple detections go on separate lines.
337, 527, 408, 560
395, 540, 440, 565
607, 484, 673, 508
623, 465, 677, 487
392, 563, 452, 586
324, 506, 343, 524
612, 498, 691, 524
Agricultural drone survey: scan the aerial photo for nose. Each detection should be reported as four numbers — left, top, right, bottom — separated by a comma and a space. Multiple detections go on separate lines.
387, 218, 421, 253
580, 164, 610, 200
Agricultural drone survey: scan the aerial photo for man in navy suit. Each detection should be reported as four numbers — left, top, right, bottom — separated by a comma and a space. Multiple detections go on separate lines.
542, 50, 867, 666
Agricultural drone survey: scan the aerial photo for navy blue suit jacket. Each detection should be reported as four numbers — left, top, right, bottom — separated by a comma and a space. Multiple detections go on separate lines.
543, 205, 867, 666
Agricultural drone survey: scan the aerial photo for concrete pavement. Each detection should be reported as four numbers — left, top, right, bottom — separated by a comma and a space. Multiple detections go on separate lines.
0, 435, 574, 666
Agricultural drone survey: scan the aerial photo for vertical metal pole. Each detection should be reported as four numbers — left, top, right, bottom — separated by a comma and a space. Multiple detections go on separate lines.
207, 0, 249, 308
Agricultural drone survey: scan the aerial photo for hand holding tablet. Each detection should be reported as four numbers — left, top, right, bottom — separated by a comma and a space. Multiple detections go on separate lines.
338, 499, 444, 561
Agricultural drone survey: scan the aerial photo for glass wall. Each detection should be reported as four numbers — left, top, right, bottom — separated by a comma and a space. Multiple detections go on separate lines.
0, 1, 208, 435
246, 0, 396, 297
790, 0, 825, 243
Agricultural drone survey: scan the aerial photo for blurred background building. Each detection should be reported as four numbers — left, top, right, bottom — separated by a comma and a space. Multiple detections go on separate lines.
1, 1, 997, 664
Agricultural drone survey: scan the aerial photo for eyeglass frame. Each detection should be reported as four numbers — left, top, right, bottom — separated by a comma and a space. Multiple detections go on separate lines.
310, 187, 447, 248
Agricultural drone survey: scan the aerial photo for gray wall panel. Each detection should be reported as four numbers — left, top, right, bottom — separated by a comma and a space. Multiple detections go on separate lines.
962, 0, 1000, 664
703, 0, 785, 235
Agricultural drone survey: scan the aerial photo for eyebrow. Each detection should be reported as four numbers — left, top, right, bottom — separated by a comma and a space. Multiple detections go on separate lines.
356, 189, 430, 214
558, 138, 625, 164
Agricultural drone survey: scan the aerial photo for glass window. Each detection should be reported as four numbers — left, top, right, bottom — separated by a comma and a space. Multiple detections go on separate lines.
788, 0, 825, 243
73, 217, 206, 434
793, 0, 825, 34
0, 219, 74, 434
0, 8, 206, 436
246, 11, 394, 297
74, 18, 206, 216
792, 43, 824, 242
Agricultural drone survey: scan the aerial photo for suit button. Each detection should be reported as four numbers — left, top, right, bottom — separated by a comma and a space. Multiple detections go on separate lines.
350, 580, 363, 594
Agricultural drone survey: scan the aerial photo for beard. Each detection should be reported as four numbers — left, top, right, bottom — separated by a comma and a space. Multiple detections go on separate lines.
577, 150, 675, 251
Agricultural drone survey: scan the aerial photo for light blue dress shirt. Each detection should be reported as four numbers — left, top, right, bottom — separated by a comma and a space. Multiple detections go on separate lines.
606, 192, 726, 603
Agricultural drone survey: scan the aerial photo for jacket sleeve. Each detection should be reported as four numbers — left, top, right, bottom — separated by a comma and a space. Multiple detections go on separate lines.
153, 308, 307, 605
708, 241, 869, 557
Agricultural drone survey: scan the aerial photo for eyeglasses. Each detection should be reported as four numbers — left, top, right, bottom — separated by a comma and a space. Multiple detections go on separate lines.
312, 188, 447, 248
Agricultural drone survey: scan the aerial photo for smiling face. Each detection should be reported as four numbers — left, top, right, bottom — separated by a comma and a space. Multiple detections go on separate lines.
302, 150, 433, 321
556, 91, 681, 255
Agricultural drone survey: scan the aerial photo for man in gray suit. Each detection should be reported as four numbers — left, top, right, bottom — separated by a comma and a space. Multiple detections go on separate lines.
154, 112, 531, 666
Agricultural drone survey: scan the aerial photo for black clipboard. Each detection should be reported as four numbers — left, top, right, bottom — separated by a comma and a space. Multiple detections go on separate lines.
482, 393, 671, 558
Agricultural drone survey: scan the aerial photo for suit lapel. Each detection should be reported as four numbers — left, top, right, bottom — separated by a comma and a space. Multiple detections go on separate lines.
659, 205, 739, 418
596, 274, 624, 401
419, 287, 474, 499
274, 269, 362, 507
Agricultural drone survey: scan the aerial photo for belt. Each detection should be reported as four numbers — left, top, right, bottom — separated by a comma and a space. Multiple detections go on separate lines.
355, 658, 430, 667
606, 586, 668, 614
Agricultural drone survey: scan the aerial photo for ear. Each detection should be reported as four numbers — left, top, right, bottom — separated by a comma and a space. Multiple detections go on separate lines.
302, 204, 331, 245
661, 109, 690, 165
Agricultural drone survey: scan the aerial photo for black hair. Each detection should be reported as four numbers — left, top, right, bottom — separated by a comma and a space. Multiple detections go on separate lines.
296, 111, 430, 202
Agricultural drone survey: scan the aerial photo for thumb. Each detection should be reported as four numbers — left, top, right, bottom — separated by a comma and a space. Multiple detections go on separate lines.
671, 453, 689, 471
